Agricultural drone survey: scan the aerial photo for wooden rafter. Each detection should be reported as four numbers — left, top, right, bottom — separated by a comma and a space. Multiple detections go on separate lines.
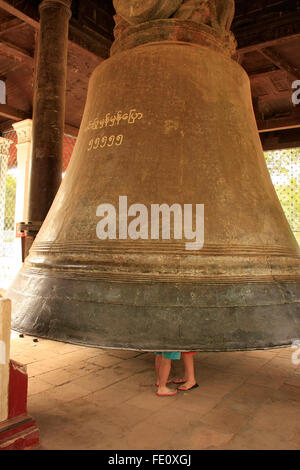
0, 39, 98, 81
64, 123, 79, 137
0, 104, 79, 137
0, 103, 29, 120
0, 0, 111, 60
248, 65, 281, 78
0, 38, 33, 62
235, 11, 300, 53
238, 33, 300, 55
0, 0, 39, 29
260, 128, 300, 151
0, 17, 23, 34
258, 112, 300, 133
259, 48, 300, 81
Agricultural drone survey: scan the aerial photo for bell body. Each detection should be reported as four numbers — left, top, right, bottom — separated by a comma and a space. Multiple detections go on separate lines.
8, 39, 300, 350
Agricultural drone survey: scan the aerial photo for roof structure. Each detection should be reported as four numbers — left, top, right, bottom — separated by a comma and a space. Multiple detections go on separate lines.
0, 0, 299, 150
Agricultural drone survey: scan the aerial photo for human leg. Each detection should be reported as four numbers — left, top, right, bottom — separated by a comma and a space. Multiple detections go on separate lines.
155, 353, 162, 387
177, 352, 197, 390
157, 357, 177, 396
155, 352, 181, 396
172, 352, 198, 390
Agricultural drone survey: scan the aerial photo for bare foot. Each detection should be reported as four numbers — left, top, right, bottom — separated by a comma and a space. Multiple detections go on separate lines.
177, 380, 198, 391
157, 385, 177, 396
172, 377, 187, 384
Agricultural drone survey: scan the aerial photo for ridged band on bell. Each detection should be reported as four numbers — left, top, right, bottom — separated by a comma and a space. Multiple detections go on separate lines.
8, 6, 300, 351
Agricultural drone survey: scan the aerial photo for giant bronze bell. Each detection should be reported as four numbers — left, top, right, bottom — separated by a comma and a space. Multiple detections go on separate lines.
8, 0, 300, 351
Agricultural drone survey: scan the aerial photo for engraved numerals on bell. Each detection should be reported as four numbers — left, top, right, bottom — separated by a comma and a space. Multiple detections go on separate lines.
88, 134, 124, 151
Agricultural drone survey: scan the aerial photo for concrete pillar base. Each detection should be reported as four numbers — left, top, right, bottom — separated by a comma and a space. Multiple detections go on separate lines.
0, 360, 40, 450
0, 414, 39, 450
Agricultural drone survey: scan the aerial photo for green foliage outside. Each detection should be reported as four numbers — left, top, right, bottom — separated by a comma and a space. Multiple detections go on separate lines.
4, 174, 16, 232
264, 148, 300, 245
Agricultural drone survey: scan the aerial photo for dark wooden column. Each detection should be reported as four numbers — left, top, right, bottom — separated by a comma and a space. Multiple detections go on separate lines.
28, 0, 71, 225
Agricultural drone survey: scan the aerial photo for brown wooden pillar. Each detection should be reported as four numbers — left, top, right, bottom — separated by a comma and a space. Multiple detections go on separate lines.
28, 0, 71, 227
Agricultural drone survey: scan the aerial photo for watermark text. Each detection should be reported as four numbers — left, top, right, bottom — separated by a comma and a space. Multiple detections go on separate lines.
292, 80, 300, 105
96, 196, 204, 251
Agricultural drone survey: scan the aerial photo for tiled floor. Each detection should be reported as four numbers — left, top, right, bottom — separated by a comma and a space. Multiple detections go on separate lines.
10, 332, 300, 450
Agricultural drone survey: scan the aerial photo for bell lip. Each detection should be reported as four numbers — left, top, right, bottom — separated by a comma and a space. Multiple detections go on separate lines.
8, 327, 297, 353
8, 271, 300, 352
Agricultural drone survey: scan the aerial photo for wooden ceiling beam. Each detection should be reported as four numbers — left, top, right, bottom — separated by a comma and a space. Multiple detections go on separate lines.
238, 33, 300, 54
260, 128, 300, 151
0, 0, 39, 29
0, 103, 29, 120
0, 0, 111, 60
0, 38, 33, 63
259, 48, 300, 81
235, 11, 300, 53
68, 24, 110, 61
0, 105, 79, 137
258, 112, 300, 133
248, 68, 280, 79
0, 17, 23, 34
64, 123, 79, 137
